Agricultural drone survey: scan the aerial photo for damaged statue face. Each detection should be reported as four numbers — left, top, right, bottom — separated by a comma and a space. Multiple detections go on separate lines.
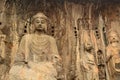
108, 31, 119, 45
84, 40, 93, 51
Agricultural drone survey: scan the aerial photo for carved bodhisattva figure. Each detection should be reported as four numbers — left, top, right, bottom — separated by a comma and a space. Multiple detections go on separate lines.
81, 32, 98, 80
0, 35, 9, 80
106, 30, 120, 80
9, 12, 61, 80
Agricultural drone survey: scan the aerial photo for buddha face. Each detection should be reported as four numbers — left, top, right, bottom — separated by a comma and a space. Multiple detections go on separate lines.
33, 17, 47, 32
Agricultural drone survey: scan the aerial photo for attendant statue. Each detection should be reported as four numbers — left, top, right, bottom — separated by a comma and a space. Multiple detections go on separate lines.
81, 32, 98, 80
106, 30, 120, 80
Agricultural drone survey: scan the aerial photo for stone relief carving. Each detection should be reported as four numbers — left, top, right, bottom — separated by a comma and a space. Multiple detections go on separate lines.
0, 24, 10, 80
97, 50, 106, 80
0, 34, 7, 80
9, 12, 61, 80
106, 30, 120, 80
0, 1, 120, 80
80, 31, 99, 80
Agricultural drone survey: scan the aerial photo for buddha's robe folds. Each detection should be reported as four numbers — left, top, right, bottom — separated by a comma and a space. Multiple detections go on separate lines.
9, 34, 60, 80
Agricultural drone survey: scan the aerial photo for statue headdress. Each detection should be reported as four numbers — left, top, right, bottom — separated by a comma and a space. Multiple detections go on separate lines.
31, 12, 48, 23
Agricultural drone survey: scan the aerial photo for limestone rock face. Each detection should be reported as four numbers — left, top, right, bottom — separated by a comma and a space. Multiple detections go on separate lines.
0, 0, 120, 80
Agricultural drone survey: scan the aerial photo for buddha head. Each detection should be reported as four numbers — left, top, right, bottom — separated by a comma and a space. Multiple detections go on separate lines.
31, 12, 48, 33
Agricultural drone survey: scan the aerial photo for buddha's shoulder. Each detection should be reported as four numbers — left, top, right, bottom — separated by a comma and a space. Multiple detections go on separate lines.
19, 34, 32, 42
43, 34, 55, 40
21, 34, 33, 39
22, 34, 55, 40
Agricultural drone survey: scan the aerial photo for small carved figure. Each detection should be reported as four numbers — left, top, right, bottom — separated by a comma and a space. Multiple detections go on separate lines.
97, 50, 106, 80
81, 32, 99, 80
98, 66, 106, 80
0, 35, 6, 79
0, 33, 10, 80
106, 30, 120, 80
9, 12, 61, 80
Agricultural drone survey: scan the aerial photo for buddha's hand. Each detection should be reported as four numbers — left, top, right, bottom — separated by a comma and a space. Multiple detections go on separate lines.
51, 55, 62, 65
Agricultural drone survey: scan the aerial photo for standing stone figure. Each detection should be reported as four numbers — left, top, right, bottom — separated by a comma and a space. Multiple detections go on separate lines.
0, 34, 9, 80
9, 12, 61, 80
97, 50, 106, 80
106, 30, 120, 80
81, 32, 98, 80
0, 22, 11, 80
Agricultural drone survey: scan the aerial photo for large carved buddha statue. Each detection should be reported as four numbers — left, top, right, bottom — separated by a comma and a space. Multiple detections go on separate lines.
9, 12, 61, 80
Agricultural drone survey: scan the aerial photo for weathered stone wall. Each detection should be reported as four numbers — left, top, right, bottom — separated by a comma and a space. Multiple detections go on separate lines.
0, 0, 120, 80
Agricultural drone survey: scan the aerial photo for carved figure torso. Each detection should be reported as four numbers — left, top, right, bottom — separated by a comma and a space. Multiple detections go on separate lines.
16, 33, 59, 63
85, 52, 95, 68
9, 33, 60, 80
29, 34, 50, 62
107, 45, 120, 72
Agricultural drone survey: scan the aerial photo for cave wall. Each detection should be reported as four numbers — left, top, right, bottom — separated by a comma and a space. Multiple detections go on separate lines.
0, 0, 120, 80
